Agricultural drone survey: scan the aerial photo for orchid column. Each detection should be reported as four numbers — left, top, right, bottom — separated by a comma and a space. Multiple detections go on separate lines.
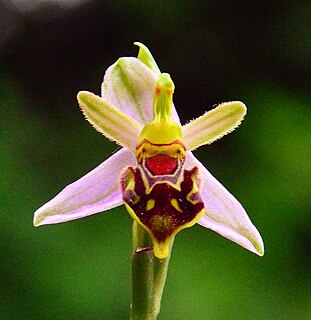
34, 42, 264, 319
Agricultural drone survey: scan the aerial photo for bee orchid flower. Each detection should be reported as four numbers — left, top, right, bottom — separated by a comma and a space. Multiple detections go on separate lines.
34, 42, 264, 259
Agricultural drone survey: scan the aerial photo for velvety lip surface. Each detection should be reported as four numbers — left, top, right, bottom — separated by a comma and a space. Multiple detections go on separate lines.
145, 154, 178, 175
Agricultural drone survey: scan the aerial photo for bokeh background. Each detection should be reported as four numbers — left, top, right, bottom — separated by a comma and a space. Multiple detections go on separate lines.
1, 1, 310, 319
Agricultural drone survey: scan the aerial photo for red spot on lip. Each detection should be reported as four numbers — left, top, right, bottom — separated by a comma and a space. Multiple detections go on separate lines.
145, 154, 178, 175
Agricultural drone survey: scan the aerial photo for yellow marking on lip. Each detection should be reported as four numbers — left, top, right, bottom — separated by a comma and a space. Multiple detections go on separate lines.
151, 215, 173, 232
146, 199, 155, 211
136, 140, 186, 164
186, 172, 200, 204
122, 169, 135, 191
170, 198, 183, 213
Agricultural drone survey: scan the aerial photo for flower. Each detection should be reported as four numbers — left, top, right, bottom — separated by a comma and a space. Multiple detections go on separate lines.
34, 42, 264, 259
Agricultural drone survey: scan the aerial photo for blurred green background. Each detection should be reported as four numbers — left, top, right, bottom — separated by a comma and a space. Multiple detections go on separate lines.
1, 1, 310, 319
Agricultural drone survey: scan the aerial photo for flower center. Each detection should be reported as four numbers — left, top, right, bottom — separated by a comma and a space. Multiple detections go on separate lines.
145, 154, 178, 175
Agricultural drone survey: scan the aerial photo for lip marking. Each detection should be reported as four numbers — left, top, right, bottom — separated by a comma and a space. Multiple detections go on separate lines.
145, 154, 178, 175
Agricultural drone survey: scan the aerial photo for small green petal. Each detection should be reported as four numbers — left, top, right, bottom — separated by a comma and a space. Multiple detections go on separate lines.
134, 42, 161, 75
182, 101, 247, 150
77, 91, 142, 151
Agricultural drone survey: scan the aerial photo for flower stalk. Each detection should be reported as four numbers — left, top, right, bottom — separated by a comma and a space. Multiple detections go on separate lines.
131, 221, 171, 319
131, 247, 155, 320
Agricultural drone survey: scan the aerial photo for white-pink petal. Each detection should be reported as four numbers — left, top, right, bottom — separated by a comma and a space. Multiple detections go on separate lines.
185, 152, 264, 256
101, 57, 180, 126
33, 148, 136, 226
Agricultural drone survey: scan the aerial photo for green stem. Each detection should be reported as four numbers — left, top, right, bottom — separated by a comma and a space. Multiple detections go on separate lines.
131, 248, 155, 320
131, 221, 155, 320
131, 221, 172, 320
